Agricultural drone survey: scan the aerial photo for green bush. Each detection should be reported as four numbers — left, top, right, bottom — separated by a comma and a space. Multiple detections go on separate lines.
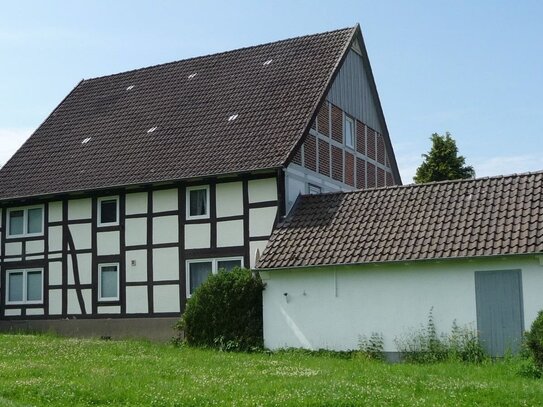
395, 309, 487, 364
525, 310, 543, 373
176, 268, 265, 351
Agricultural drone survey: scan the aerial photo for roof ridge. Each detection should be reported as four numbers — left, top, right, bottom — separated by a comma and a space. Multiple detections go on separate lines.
83, 26, 356, 82
300, 170, 543, 200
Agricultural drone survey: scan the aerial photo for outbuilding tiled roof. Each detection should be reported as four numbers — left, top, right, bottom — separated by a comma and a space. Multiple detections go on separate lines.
0, 27, 357, 200
257, 172, 543, 269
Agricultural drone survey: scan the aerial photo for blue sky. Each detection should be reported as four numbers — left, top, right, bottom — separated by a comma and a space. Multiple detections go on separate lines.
1, 0, 542, 183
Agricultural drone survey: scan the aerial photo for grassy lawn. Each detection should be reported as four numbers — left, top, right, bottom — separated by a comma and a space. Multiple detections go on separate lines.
0, 334, 542, 406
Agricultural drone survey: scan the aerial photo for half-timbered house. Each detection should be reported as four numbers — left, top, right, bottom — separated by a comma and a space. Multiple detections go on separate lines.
0, 25, 400, 338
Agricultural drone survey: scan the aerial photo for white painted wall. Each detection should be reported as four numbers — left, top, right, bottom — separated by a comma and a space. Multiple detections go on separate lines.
262, 256, 543, 351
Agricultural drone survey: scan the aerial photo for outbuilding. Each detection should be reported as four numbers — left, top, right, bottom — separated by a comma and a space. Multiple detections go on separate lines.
257, 172, 543, 357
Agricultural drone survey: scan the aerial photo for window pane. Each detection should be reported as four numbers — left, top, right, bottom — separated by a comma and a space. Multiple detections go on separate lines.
345, 119, 354, 147
26, 271, 42, 302
100, 199, 117, 224
189, 189, 207, 217
189, 261, 212, 294
27, 208, 43, 234
217, 259, 242, 272
8, 272, 23, 302
100, 266, 118, 299
9, 210, 24, 235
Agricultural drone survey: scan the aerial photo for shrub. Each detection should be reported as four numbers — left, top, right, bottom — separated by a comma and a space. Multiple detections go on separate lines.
176, 268, 265, 351
524, 310, 543, 374
358, 332, 385, 361
395, 309, 487, 364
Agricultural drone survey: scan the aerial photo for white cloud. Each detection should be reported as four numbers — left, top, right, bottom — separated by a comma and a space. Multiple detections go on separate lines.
0, 128, 33, 167
474, 155, 543, 178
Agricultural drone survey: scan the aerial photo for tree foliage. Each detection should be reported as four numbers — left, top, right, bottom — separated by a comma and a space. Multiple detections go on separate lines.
414, 132, 475, 183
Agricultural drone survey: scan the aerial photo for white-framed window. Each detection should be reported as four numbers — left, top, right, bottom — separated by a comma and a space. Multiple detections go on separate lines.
7, 205, 44, 238
308, 184, 322, 195
98, 263, 119, 301
6, 269, 43, 304
186, 185, 210, 220
186, 257, 243, 297
98, 196, 119, 227
344, 115, 355, 149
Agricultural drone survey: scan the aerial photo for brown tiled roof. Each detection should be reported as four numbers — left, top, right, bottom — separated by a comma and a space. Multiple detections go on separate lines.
257, 172, 543, 269
0, 27, 357, 200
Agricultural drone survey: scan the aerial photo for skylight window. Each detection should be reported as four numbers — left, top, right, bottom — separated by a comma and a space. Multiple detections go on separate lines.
82, 137, 92, 144
263, 59, 273, 66
147, 127, 158, 133
188, 73, 197, 79
228, 114, 238, 122
126, 85, 135, 91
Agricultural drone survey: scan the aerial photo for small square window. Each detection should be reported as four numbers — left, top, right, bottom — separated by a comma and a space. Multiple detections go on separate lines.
7, 206, 44, 237
188, 261, 213, 295
98, 197, 119, 226
308, 184, 322, 195
187, 186, 209, 219
345, 116, 355, 149
99, 264, 119, 301
6, 269, 43, 304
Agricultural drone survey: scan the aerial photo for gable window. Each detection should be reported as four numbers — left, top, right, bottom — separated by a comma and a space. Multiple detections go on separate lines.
99, 263, 119, 301
187, 257, 243, 297
98, 197, 119, 226
6, 269, 43, 304
344, 115, 355, 149
7, 206, 44, 238
186, 186, 210, 220
308, 184, 322, 195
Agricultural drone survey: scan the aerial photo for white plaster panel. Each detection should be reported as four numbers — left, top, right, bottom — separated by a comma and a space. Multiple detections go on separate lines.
77, 253, 92, 285
250, 240, 269, 269
249, 207, 277, 237
153, 216, 178, 244
248, 178, 278, 203
49, 261, 63, 286
153, 189, 178, 213
26, 308, 44, 316
217, 219, 244, 247
48, 289, 62, 315
67, 290, 81, 315
5, 242, 22, 256
184, 223, 210, 249
48, 226, 62, 252
4, 309, 21, 316
153, 247, 179, 281
262, 257, 543, 352
125, 218, 147, 246
68, 198, 92, 220
216, 182, 243, 217
126, 250, 148, 282
82, 289, 92, 314
49, 253, 62, 259
126, 286, 149, 314
126, 192, 148, 215
26, 240, 44, 254
3, 258, 21, 263
98, 306, 121, 314
97, 231, 120, 255
26, 255, 44, 260
153, 285, 180, 313
48, 201, 63, 222
69, 223, 91, 251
